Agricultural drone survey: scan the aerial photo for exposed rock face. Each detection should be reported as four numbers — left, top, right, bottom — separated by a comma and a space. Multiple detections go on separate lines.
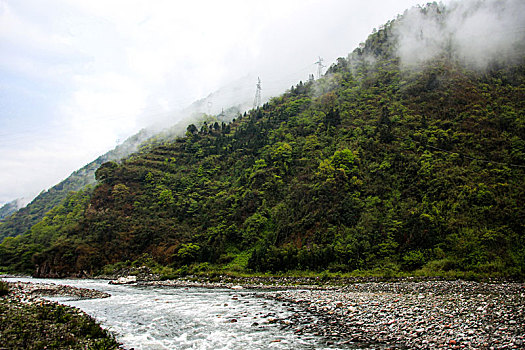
34, 262, 63, 278
34, 261, 92, 278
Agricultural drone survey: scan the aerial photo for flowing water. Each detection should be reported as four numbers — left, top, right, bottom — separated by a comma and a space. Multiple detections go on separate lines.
6, 278, 348, 350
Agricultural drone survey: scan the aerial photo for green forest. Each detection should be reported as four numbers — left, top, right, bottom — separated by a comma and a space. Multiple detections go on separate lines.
1, 3, 524, 280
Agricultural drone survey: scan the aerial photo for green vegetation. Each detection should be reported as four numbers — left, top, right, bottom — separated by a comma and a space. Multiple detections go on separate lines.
0, 3, 524, 280
0, 189, 93, 275
0, 296, 120, 349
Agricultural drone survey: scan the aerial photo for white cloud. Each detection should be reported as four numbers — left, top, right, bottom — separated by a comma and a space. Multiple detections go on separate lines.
57, 72, 145, 158
0, 132, 95, 204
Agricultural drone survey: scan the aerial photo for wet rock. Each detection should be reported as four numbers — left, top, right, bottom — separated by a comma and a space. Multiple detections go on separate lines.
109, 275, 137, 284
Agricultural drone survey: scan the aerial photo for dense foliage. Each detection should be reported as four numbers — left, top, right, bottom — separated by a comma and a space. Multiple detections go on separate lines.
1, 3, 524, 279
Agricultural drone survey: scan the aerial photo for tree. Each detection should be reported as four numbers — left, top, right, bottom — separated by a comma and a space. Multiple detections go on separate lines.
176, 243, 201, 265
95, 162, 118, 184
186, 124, 198, 136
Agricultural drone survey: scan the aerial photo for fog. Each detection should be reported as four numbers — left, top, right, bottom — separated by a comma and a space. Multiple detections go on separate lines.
394, 0, 525, 69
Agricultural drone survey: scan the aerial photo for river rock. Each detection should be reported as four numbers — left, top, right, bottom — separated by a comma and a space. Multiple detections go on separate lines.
259, 280, 525, 349
109, 275, 137, 284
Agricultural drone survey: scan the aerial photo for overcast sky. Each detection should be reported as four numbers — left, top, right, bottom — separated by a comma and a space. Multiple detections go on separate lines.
0, 0, 451, 206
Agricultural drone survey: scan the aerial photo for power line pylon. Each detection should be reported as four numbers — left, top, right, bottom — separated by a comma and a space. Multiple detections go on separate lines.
315, 56, 325, 79
253, 77, 262, 110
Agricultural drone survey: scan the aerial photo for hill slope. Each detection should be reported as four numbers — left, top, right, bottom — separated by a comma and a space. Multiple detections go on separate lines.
1, 2, 524, 279
0, 129, 156, 240
0, 199, 23, 221
0, 98, 242, 242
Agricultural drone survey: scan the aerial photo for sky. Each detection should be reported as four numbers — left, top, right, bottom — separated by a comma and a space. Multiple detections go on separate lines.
0, 0, 451, 206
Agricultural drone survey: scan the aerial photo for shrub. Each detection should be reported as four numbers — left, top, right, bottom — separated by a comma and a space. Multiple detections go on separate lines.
0, 280, 9, 296
402, 250, 426, 270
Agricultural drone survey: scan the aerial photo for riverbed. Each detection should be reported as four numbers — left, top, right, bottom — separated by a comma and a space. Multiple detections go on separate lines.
4, 277, 347, 349
5, 277, 524, 349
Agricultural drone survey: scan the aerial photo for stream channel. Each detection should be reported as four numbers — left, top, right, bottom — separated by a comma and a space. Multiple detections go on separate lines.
7, 277, 352, 350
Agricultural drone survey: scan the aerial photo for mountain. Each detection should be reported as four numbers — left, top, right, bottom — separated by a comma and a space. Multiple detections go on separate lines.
0, 199, 24, 221
0, 81, 249, 242
0, 129, 156, 241
1, 1, 524, 279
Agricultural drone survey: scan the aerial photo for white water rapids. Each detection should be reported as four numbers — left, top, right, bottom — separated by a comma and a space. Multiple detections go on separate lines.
6, 278, 352, 350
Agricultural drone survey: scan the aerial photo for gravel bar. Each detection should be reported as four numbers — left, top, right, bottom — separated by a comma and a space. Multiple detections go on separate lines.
258, 280, 525, 349
6, 281, 111, 301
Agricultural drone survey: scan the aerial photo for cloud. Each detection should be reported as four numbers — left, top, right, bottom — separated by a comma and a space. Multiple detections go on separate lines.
61, 72, 145, 144
0, 131, 93, 204
394, 0, 525, 69
0, 1, 85, 82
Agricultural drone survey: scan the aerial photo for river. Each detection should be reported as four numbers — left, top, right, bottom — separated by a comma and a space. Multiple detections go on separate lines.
6, 277, 349, 350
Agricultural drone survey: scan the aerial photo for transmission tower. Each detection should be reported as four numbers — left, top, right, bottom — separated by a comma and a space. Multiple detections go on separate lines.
253, 77, 262, 110
315, 56, 325, 79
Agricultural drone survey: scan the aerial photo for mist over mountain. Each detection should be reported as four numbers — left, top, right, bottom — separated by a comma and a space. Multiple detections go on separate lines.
0, 199, 24, 221
394, 0, 525, 69
0, 76, 260, 240
1, 1, 524, 280
0, 129, 157, 240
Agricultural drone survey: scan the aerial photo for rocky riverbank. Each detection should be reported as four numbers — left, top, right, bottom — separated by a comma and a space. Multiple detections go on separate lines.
142, 277, 525, 348
2, 278, 523, 349
140, 274, 435, 289
7, 280, 111, 300
0, 280, 120, 349
258, 280, 525, 349
141, 276, 332, 290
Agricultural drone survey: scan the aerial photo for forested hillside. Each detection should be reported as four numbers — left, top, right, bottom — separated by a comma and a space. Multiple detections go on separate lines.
1, 3, 524, 279
0, 129, 155, 240
0, 100, 242, 242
